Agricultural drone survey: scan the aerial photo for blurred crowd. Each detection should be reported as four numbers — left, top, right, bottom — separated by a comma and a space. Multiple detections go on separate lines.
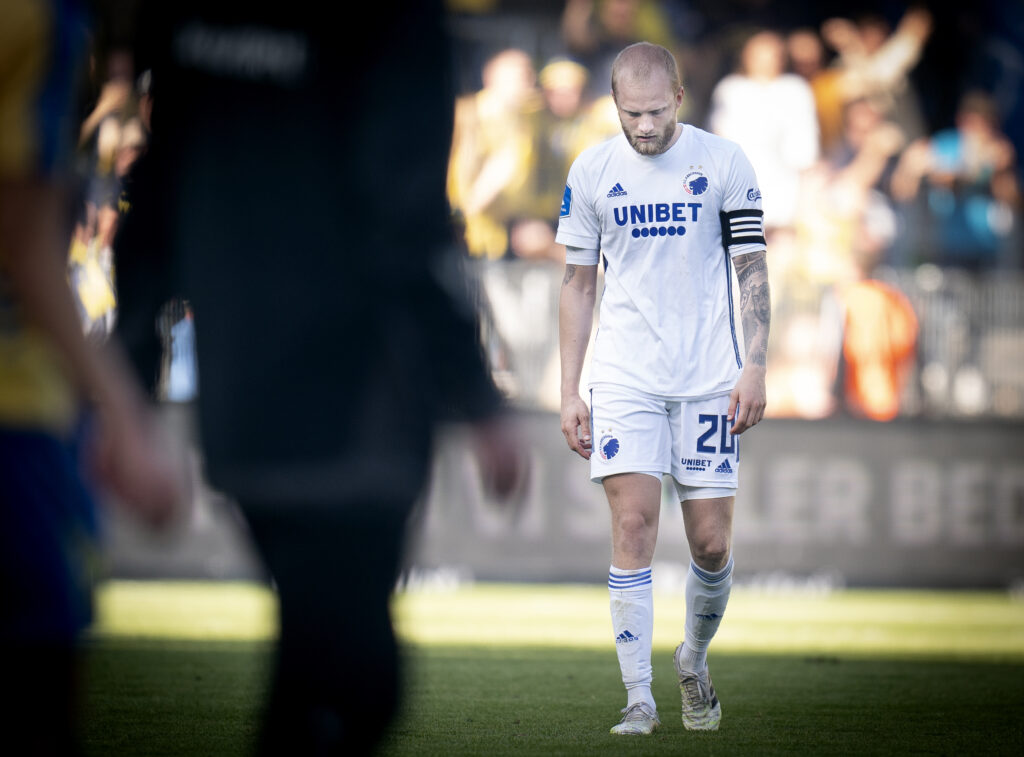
69, 0, 1024, 422
442, 0, 1024, 422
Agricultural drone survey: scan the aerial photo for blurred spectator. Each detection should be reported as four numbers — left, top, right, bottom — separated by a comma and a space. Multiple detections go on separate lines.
767, 94, 907, 419
817, 101, 915, 421
447, 48, 541, 259
709, 29, 819, 232
507, 57, 621, 262
508, 58, 591, 262
821, 7, 932, 145
830, 96, 905, 193
708, 27, 818, 332
805, 97, 904, 285
474, 56, 618, 407
66, 57, 153, 342
70, 114, 148, 338
891, 89, 1021, 269
833, 246, 919, 422
787, 26, 846, 155
561, 0, 684, 103
77, 49, 134, 152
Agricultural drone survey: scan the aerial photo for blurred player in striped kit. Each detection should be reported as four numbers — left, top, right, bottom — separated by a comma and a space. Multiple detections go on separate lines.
1, 1, 185, 751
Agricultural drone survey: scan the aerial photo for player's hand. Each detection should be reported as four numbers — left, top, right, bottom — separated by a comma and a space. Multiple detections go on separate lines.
560, 393, 592, 459
728, 364, 767, 435
91, 399, 191, 530
471, 411, 529, 503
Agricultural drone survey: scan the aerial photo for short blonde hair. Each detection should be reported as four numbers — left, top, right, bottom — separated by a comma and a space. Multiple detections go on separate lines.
611, 42, 680, 100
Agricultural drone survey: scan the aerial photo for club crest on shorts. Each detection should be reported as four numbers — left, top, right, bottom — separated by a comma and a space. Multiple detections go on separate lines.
599, 431, 620, 460
683, 167, 708, 196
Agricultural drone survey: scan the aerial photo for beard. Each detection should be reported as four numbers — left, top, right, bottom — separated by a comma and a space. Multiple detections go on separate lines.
624, 120, 676, 155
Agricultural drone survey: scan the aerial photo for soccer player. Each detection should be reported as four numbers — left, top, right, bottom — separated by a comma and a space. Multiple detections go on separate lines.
1, 2, 184, 751
557, 42, 770, 735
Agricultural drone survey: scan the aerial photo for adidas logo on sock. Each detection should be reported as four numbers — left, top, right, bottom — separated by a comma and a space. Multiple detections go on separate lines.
616, 629, 640, 644
715, 459, 733, 474
607, 182, 627, 197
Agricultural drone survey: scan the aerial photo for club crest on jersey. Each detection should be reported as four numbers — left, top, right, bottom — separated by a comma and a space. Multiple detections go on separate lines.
599, 433, 620, 460
683, 168, 709, 196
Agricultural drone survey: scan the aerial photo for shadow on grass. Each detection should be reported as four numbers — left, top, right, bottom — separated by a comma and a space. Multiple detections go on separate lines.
80, 638, 271, 757
81, 640, 1024, 757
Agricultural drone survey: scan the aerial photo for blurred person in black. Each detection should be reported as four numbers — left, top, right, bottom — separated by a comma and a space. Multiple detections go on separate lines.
115, 2, 525, 755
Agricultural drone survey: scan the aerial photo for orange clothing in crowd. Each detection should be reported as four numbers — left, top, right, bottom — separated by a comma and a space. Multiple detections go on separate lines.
840, 279, 918, 420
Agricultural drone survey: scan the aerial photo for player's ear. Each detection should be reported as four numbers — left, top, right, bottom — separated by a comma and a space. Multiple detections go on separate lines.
676, 86, 685, 107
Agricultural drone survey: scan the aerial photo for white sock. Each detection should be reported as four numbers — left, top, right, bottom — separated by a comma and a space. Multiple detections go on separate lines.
609, 565, 655, 709
679, 556, 733, 673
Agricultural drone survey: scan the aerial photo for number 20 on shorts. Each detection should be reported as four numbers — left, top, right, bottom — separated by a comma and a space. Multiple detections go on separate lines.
696, 413, 738, 457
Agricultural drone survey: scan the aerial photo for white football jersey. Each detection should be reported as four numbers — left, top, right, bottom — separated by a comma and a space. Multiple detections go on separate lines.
556, 124, 765, 398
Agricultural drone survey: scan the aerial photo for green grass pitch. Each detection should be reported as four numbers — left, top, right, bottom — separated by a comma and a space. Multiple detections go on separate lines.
81, 581, 1024, 756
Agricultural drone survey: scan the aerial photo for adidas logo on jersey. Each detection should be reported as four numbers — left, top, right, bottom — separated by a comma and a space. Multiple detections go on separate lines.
616, 630, 640, 644
607, 182, 627, 197
715, 459, 733, 474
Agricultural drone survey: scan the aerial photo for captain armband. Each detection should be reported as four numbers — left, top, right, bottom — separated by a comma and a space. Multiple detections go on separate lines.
719, 209, 766, 249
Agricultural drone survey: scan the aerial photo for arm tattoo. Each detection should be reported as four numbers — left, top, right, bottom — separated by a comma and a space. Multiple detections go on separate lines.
735, 254, 767, 281
562, 264, 577, 286
734, 251, 771, 367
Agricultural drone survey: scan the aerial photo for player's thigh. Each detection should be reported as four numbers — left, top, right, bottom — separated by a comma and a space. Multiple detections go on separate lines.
589, 385, 673, 483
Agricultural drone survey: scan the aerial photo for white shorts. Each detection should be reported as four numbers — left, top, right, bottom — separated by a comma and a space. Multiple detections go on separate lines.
589, 384, 739, 496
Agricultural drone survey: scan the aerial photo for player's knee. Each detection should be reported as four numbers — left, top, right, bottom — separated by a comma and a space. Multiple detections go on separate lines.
615, 508, 656, 538
690, 540, 730, 572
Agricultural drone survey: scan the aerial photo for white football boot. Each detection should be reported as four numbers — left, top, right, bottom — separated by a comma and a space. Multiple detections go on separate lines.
674, 642, 722, 731
609, 701, 661, 735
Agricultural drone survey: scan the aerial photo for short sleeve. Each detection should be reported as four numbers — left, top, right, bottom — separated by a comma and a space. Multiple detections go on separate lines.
719, 145, 766, 257
555, 157, 601, 250
565, 246, 599, 265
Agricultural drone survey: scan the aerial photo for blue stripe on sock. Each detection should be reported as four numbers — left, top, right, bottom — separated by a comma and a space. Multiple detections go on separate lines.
608, 581, 651, 590
690, 556, 733, 585
609, 570, 651, 581
609, 568, 652, 589
608, 577, 652, 589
